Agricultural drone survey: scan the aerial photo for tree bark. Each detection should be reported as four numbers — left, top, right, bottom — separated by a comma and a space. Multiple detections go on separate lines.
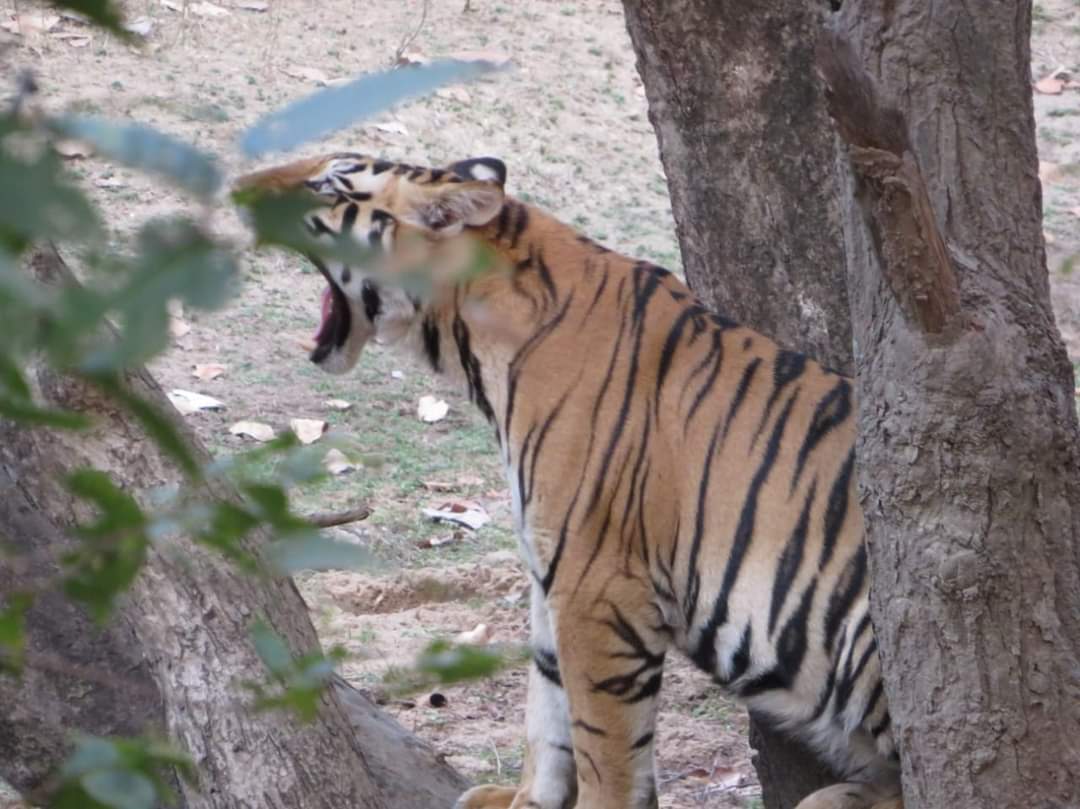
0, 246, 469, 809
823, 4, 1080, 808
621, 3, 849, 807
621, 0, 851, 374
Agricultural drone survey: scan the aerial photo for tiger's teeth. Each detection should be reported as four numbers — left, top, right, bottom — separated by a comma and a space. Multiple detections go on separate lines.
296, 336, 318, 352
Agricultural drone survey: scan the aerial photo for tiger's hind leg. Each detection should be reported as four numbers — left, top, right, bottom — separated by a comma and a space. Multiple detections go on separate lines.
793, 783, 901, 809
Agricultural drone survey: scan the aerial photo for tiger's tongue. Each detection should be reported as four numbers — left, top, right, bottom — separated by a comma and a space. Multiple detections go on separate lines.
314, 285, 333, 340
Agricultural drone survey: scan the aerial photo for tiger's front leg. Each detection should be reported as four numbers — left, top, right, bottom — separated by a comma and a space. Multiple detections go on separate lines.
455, 580, 577, 809
551, 576, 670, 809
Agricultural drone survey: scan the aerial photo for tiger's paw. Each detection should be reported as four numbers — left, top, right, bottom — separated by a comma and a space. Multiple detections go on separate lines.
794, 783, 901, 809
453, 785, 518, 809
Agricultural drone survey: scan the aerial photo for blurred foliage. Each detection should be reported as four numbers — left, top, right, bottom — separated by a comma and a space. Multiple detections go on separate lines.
0, 5, 504, 806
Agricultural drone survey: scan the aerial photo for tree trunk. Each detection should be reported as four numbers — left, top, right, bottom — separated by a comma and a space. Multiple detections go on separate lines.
621, 0, 851, 375
0, 246, 469, 809
621, 2, 848, 807
822, 4, 1080, 808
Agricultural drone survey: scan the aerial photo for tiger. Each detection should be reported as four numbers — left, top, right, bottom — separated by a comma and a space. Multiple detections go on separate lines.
236, 152, 903, 809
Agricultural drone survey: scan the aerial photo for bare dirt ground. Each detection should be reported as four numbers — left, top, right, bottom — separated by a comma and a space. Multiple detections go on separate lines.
2, 1, 1078, 807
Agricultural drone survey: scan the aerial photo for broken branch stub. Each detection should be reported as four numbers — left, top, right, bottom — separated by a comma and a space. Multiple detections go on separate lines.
817, 32, 961, 338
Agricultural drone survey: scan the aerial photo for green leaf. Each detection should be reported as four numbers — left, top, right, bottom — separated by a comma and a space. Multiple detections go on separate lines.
0, 396, 91, 429
80, 220, 237, 372
417, 640, 507, 684
48, 117, 220, 198
192, 501, 259, 569
240, 59, 502, 157
276, 444, 330, 485
93, 375, 201, 480
0, 592, 32, 672
0, 141, 101, 244
55, 735, 193, 809
233, 188, 373, 268
250, 621, 292, 674
52, 0, 129, 38
242, 482, 293, 525
62, 469, 148, 622
267, 533, 374, 574
247, 622, 346, 721
0, 352, 31, 399
81, 769, 155, 809
61, 737, 123, 778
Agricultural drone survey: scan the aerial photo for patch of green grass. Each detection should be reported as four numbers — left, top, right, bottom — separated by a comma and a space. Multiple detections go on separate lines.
472, 740, 524, 786
681, 690, 737, 727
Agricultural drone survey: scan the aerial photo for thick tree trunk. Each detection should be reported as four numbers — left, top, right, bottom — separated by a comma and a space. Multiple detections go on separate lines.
621, 0, 851, 374
0, 466, 182, 805
0, 246, 469, 809
823, 4, 1080, 808
621, 2, 848, 807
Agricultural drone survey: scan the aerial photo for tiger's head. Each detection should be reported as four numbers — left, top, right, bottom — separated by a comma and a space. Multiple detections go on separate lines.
235, 153, 507, 374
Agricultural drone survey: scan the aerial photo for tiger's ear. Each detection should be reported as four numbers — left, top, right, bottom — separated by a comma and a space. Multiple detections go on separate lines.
401, 180, 506, 232
448, 157, 507, 186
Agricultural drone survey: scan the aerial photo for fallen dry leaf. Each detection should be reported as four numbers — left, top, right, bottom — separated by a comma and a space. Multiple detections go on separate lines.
168, 389, 225, 415
417, 534, 460, 549
237, 0, 269, 9
455, 623, 492, 645
52, 32, 92, 47
125, 16, 154, 36
323, 448, 356, 475
390, 369, 405, 380
435, 86, 472, 104
290, 418, 327, 444
417, 395, 449, 423
422, 500, 490, 531
54, 139, 91, 158
457, 474, 485, 487
447, 49, 512, 68
1068, 206, 1080, 219
709, 766, 744, 789
324, 398, 353, 411
396, 50, 429, 67
2, 12, 60, 35
192, 363, 226, 381
190, 1, 231, 16
169, 317, 192, 339
229, 420, 275, 442
94, 177, 125, 189
372, 120, 408, 136
1034, 76, 1065, 95
422, 480, 457, 493
160, 0, 182, 10
1039, 161, 1063, 185
282, 65, 329, 85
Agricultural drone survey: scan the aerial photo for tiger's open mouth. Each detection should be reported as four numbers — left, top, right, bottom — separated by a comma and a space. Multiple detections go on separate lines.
311, 280, 351, 364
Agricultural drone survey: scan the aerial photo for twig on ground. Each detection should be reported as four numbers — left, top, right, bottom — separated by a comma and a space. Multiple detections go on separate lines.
304, 506, 372, 528
393, 0, 431, 65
